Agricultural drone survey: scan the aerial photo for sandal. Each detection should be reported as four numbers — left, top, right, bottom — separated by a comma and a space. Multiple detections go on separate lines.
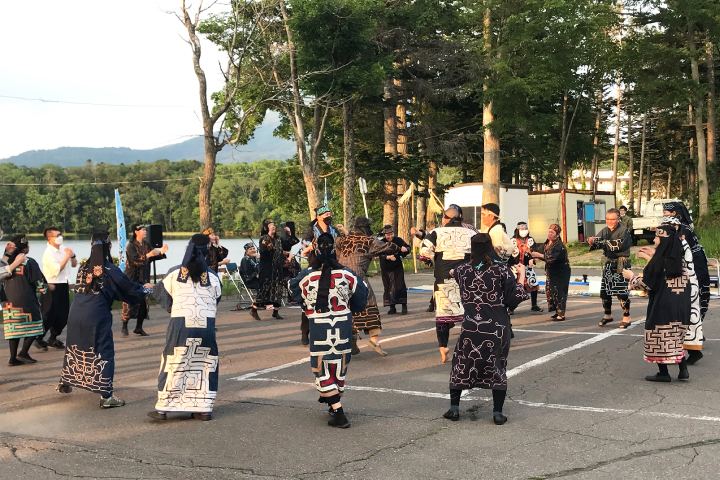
598, 317, 614, 327
618, 321, 632, 329
367, 340, 388, 357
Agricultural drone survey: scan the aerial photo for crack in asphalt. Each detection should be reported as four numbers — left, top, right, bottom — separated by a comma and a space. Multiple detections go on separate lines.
526, 437, 720, 479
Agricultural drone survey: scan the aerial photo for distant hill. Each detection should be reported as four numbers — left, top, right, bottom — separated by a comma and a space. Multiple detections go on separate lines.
0, 121, 297, 167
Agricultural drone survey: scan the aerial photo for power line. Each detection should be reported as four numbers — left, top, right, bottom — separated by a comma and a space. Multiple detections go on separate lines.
0, 94, 195, 109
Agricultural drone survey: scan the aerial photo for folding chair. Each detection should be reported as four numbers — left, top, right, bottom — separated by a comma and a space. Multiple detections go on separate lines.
223, 262, 256, 310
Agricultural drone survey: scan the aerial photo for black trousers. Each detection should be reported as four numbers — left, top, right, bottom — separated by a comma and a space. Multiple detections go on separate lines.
40, 283, 70, 337
301, 312, 309, 336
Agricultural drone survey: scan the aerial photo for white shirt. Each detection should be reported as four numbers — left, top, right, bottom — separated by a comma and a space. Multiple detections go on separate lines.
481, 223, 516, 262
42, 243, 70, 284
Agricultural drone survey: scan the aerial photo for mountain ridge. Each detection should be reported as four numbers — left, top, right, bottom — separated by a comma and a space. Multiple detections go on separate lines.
0, 122, 297, 167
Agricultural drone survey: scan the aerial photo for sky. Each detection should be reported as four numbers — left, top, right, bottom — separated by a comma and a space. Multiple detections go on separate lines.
0, 0, 277, 159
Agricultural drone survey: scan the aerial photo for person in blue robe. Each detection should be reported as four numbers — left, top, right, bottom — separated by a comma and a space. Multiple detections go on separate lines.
289, 233, 368, 428
57, 231, 153, 408
148, 234, 222, 421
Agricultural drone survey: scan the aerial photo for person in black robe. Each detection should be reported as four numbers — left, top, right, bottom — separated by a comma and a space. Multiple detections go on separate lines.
2, 236, 47, 366
239, 243, 260, 292
443, 234, 528, 425
57, 231, 153, 408
589, 208, 633, 328
622, 225, 691, 382
531, 224, 572, 321
378, 225, 411, 315
202, 227, 230, 273
121, 224, 168, 336
250, 218, 298, 320
662, 202, 709, 365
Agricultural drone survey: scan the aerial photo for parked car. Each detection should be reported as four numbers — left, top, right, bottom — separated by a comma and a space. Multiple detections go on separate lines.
632, 198, 680, 244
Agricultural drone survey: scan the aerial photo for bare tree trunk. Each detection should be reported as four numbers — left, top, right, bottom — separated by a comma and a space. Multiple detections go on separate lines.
416, 182, 426, 231
637, 114, 647, 213
383, 78, 398, 229
199, 132, 218, 230
627, 113, 635, 212
342, 101, 355, 226
279, 0, 321, 218
396, 89, 410, 242
688, 21, 709, 216
482, 7, 500, 206
559, 91, 568, 187
707, 38, 716, 166
590, 90, 602, 193
667, 166, 672, 198
646, 162, 651, 201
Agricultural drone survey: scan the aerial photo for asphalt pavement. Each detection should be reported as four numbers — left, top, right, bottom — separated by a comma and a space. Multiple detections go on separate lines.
1, 270, 719, 479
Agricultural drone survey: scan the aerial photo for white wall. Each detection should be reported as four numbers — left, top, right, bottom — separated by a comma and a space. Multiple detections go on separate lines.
444, 184, 529, 232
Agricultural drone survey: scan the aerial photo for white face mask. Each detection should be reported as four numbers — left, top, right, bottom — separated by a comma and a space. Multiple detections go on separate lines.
55, 235, 64, 245
519, 229, 529, 238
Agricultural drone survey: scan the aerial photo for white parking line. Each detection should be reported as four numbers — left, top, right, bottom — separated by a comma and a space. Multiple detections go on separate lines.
230, 327, 435, 382
506, 320, 643, 379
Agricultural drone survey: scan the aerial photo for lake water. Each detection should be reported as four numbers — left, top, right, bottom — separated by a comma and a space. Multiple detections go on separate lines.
23, 236, 306, 281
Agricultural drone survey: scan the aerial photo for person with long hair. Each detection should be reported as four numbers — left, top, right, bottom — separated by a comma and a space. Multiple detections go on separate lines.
1, 237, 40, 366
336, 217, 402, 356
531, 224, 572, 321
378, 225, 411, 315
56, 231, 153, 408
510, 221, 542, 314
662, 202, 708, 365
148, 234, 222, 421
289, 233, 368, 428
443, 234, 529, 424
622, 225, 691, 382
121, 224, 168, 337
250, 218, 298, 320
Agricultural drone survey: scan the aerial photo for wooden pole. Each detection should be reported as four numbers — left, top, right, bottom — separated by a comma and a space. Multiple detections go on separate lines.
411, 185, 418, 273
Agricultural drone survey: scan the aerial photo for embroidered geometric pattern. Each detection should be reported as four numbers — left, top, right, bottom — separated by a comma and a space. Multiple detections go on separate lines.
435, 279, 464, 323
644, 323, 688, 364
157, 337, 219, 412
60, 345, 112, 394
2, 303, 44, 339
170, 280, 218, 328
312, 358, 347, 395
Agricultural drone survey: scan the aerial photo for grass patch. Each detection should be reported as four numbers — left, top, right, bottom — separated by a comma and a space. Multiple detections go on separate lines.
697, 216, 720, 259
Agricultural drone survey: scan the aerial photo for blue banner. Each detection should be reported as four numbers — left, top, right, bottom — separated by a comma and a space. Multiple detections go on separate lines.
115, 189, 127, 270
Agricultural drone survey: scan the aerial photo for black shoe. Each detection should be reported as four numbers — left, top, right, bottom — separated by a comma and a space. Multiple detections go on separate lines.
508, 309, 515, 315
192, 413, 212, 421
493, 413, 508, 425
551, 313, 559, 320
133, 329, 149, 336
8, 358, 23, 367
443, 409, 459, 421
49, 339, 65, 349
301, 332, 310, 346
531, 305, 543, 313
351, 340, 360, 355
426, 306, 434, 313
551, 316, 566, 322
147, 411, 167, 420
401, 305, 408, 315
17, 353, 37, 364
645, 373, 672, 382
56, 383, 72, 394
272, 310, 283, 320
678, 369, 690, 380
686, 350, 703, 365
34, 339, 48, 351
121, 324, 129, 336
250, 308, 261, 321
328, 408, 350, 428
387, 306, 397, 315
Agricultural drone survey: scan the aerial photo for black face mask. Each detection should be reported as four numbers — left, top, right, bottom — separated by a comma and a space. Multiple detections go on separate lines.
324, 216, 333, 226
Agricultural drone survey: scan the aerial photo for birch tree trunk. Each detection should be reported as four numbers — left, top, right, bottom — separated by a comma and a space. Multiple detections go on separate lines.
706, 38, 716, 167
